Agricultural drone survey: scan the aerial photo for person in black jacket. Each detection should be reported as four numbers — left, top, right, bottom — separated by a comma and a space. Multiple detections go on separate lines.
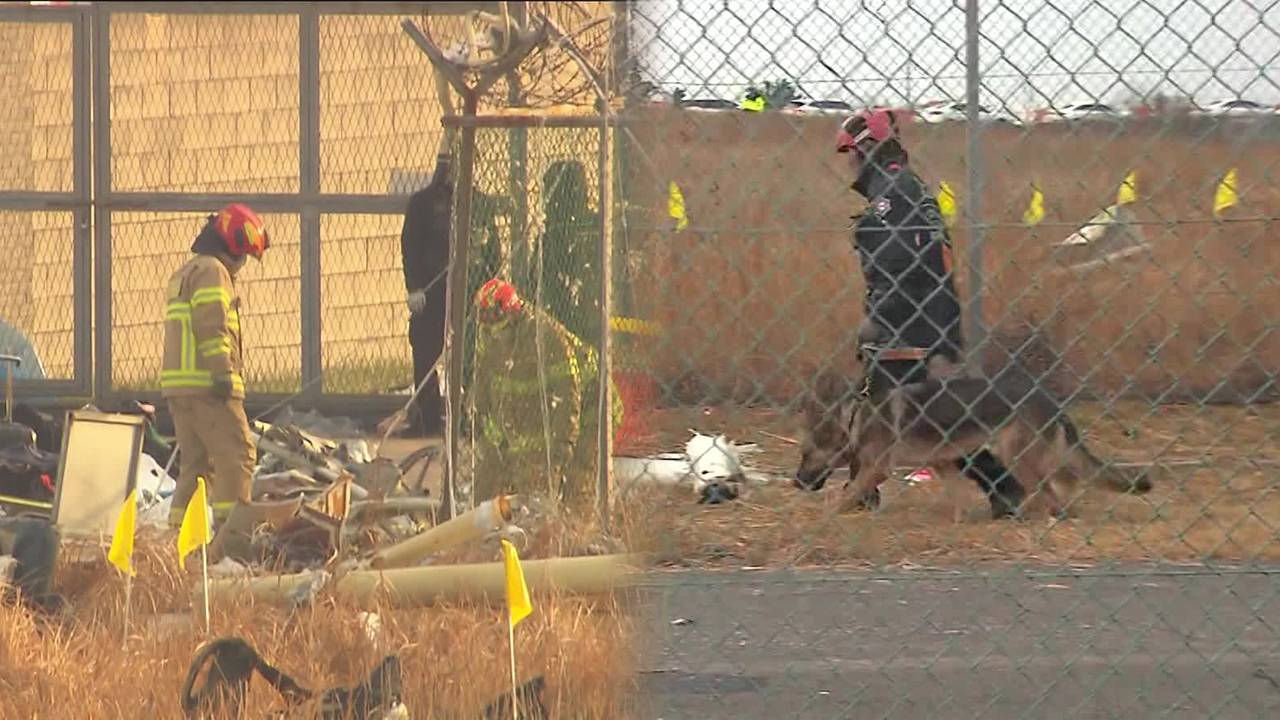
398, 154, 453, 437
830, 107, 1027, 519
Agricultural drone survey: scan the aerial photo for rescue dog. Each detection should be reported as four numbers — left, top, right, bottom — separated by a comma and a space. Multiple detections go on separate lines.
796, 365, 1153, 520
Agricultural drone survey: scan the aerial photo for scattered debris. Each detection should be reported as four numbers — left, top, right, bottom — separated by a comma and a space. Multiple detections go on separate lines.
614, 429, 772, 505
179, 635, 407, 720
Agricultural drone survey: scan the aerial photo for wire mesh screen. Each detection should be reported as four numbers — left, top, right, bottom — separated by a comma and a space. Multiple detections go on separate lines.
609, 1, 1280, 718
457, 123, 627, 511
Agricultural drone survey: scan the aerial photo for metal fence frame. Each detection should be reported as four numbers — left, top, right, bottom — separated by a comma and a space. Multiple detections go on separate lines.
1, 2, 500, 418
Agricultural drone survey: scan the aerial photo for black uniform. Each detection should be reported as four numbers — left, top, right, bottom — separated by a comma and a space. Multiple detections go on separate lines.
851, 159, 1027, 518
399, 159, 452, 437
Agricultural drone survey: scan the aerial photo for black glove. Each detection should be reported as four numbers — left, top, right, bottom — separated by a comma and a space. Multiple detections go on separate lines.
211, 373, 234, 400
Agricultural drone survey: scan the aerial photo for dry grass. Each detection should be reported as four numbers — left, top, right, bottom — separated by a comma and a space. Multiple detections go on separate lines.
0, 533, 641, 720
621, 110, 1280, 404
612, 399, 1280, 569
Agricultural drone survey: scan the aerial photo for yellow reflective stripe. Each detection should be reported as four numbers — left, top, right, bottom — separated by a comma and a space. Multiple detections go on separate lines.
182, 316, 195, 371
190, 286, 230, 308
198, 337, 231, 357
610, 316, 663, 336
212, 501, 237, 518
227, 309, 240, 332
491, 362, 577, 394
160, 370, 244, 391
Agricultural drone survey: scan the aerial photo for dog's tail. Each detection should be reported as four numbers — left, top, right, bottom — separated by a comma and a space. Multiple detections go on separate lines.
1058, 415, 1153, 494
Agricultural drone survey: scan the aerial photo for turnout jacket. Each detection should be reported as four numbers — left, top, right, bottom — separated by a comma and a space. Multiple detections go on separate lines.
470, 301, 623, 499
160, 255, 245, 399
851, 162, 965, 362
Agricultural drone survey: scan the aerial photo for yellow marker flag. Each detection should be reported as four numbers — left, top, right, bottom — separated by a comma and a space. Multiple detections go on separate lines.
668, 180, 689, 231
1117, 170, 1137, 205
1023, 184, 1045, 226
107, 488, 138, 577
177, 477, 211, 570
1214, 168, 1239, 217
502, 539, 532, 629
938, 181, 958, 228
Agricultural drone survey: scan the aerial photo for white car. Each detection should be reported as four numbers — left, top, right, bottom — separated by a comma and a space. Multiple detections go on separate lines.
780, 99, 855, 116
915, 101, 1020, 125
1033, 103, 1125, 124
1193, 99, 1276, 117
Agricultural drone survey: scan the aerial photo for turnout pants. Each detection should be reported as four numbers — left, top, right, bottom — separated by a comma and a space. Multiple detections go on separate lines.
862, 355, 1027, 518
166, 395, 256, 527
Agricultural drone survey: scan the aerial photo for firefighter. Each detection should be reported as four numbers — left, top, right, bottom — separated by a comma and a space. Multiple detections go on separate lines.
399, 154, 453, 437
161, 203, 270, 529
468, 278, 622, 505
834, 108, 1027, 519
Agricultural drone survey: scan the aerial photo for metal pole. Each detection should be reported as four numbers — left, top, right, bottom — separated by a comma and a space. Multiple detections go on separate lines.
72, 6, 92, 397
443, 91, 480, 521
596, 117, 614, 530
299, 8, 323, 401
963, 0, 987, 378
91, 4, 113, 404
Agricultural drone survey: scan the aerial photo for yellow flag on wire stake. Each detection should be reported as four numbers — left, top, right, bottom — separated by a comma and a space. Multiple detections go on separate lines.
177, 477, 211, 569
1023, 183, 1045, 226
668, 180, 689, 231
502, 539, 532, 629
107, 488, 138, 577
1117, 170, 1138, 206
178, 477, 213, 633
937, 181, 958, 228
1214, 168, 1239, 217
502, 539, 533, 720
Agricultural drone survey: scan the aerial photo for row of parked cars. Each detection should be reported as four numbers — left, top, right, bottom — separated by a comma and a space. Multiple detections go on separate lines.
648, 92, 1280, 126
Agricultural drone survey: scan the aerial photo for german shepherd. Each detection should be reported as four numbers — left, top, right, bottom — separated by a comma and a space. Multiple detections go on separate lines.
796, 366, 1153, 520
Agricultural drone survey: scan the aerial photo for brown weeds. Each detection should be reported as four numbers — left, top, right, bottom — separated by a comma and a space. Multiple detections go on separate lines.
0, 532, 640, 720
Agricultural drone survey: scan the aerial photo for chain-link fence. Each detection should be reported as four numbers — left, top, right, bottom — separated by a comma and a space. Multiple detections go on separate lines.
606, 1, 1280, 717
4, 0, 1280, 716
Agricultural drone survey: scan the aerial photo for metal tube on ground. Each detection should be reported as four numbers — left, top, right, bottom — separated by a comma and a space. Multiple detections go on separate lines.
201, 553, 646, 608
368, 494, 515, 569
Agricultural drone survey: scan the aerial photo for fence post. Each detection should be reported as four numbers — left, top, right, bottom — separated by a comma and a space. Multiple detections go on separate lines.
963, 0, 987, 379
72, 6, 92, 397
298, 7, 322, 401
597, 117, 614, 531
91, 4, 112, 404
443, 94, 480, 521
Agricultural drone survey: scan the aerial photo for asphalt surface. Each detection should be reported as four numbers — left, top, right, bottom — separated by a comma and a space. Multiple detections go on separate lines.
631, 564, 1280, 720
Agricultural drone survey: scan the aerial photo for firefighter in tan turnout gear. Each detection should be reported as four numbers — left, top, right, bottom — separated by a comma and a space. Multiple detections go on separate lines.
470, 278, 623, 504
161, 203, 271, 528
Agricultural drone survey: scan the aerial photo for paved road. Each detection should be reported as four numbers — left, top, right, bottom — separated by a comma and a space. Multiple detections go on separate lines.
632, 564, 1280, 719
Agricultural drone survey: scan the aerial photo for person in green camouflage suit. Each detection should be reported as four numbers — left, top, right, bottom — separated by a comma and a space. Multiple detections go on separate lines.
469, 278, 623, 505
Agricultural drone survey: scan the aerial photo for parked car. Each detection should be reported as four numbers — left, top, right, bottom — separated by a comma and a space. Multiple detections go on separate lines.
1033, 103, 1125, 124
784, 99, 855, 115
681, 98, 738, 112
915, 101, 1020, 125
1193, 99, 1277, 117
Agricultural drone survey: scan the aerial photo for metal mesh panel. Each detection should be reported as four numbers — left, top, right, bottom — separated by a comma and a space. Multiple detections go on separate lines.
0, 210, 75, 382
613, 1, 1280, 718
458, 124, 616, 508
106, 12, 301, 194
318, 212, 414, 395
0, 20, 73, 193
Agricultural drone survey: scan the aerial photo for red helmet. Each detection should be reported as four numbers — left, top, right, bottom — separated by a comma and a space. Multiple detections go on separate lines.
214, 203, 270, 259
474, 278, 524, 323
836, 108, 899, 154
